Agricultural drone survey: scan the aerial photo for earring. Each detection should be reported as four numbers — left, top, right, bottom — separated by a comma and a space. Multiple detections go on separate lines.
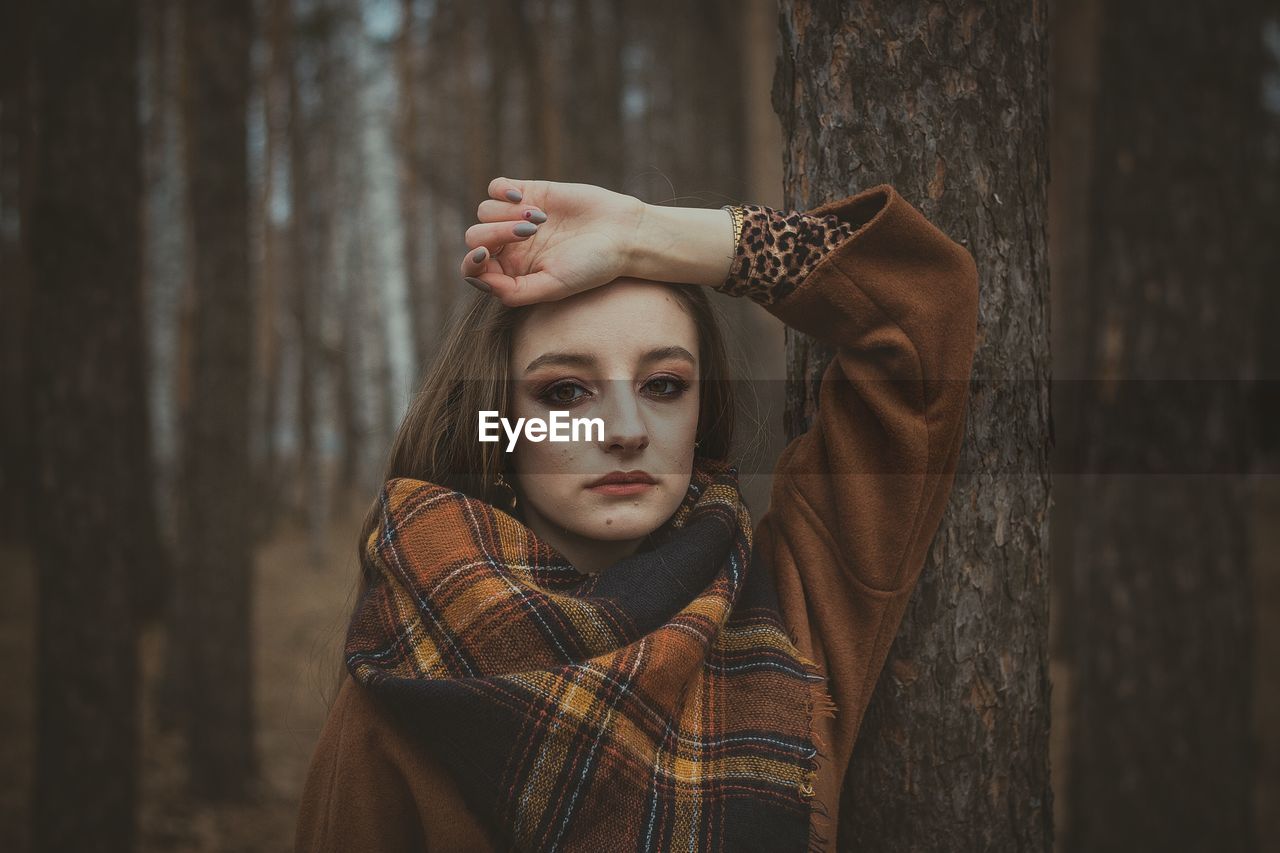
493, 471, 518, 511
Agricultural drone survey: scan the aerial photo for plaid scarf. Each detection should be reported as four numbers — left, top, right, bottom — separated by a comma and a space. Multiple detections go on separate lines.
345, 456, 836, 852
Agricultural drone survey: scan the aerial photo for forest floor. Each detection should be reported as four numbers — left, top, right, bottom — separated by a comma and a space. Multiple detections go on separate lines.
1, 478, 1278, 851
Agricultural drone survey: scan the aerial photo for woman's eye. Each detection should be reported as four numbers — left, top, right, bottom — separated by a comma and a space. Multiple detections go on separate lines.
541, 381, 589, 404
644, 376, 689, 397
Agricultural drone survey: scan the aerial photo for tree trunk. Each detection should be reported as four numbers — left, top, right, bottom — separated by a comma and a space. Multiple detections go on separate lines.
177, 0, 257, 799
282, 0, 335, 567
322, 9, 365, 501
254, 0, 291, 542
0, 0, 32, 545
27, 0, 155, 846
282, 0, 314, 528
511, 0, 558, 180
1045, 0, 1103, 835
774, 3, 1053, 849
396, 0, 433, 374
563, 0, 625, 188
1063, 2, 1267, 850
134, 0, 179, 625
149, 0, 193, 735
335, 228, 362, 496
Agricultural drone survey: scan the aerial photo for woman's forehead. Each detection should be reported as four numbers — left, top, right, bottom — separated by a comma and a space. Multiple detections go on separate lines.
512, 281, 698, 365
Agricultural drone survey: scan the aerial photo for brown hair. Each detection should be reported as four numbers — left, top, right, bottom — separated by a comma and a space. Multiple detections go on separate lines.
351, 281, 738, 598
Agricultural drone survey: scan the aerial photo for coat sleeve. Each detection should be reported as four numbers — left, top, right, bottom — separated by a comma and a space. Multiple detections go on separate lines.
728, 185, 979, 759
294, 676, 429, 853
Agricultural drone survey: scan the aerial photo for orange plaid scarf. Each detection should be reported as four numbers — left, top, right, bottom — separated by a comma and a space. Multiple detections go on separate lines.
346, 456, 836, 852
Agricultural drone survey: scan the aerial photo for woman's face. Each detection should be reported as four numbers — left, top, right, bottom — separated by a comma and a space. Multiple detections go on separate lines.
508, 279, 700, 550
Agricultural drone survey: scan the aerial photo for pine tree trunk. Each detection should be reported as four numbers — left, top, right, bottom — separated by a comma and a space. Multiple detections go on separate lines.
27, 0, 153, 846
774, 2, 1053, 849
1063, 2, 1266, 849
177, 0, 257, 799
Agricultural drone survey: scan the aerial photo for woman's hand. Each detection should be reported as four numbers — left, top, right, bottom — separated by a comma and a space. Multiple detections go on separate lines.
458, 177, 647, 307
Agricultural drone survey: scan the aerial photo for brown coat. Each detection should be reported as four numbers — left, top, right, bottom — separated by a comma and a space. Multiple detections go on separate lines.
294, 184, 979, 852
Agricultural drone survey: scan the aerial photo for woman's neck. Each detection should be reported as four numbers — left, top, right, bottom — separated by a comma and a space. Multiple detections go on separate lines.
519, 502, 645, 575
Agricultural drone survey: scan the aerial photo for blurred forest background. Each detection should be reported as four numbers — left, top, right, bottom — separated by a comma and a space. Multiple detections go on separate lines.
1, 0, 1278, 851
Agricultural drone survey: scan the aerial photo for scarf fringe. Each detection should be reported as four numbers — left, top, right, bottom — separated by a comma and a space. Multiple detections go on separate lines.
807, 798, 833, 853
798, 652, 838, 852
804, 740, 834, 853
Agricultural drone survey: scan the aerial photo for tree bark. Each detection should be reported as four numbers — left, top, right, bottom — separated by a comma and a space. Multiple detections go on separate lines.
774, 3, 1053, 849
177, 0, 257, 799
1063, 2, 1267, 850
27, 0, 156, 845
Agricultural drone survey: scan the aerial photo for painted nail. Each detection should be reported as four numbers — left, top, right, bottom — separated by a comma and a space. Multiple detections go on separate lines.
471, 248, 486, 263
505, 188, 523, 202
465, 276, 491, 293
524, 210, 548, 223
513, 222, 538, 237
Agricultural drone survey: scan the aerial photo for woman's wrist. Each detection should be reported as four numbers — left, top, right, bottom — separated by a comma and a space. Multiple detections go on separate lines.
626, 203, 736, 287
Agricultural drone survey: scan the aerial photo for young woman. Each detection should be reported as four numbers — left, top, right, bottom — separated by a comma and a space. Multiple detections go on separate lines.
294, 178, 979, 852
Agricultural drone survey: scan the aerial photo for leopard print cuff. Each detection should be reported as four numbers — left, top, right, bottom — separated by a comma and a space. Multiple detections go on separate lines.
715, 204, 858, 306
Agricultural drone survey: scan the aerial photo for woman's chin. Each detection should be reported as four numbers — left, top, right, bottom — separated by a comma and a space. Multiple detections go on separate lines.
574, 517, 663, 542
570, 501, 669, 541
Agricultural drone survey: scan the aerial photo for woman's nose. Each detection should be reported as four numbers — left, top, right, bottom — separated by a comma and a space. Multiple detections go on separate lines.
599, 386, 649, 454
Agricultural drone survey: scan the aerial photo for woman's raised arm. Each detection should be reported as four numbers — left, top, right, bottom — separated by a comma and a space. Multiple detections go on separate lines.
709, 185, 978, 827
457, 177, 742, 304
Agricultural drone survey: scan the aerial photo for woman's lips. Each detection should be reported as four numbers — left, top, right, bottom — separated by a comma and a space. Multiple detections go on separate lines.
587, 482, 656, 496
585, 470, 657, 495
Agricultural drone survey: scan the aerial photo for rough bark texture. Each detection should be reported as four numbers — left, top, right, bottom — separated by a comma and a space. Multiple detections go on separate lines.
26, 0, 155, 846
774, 3, 1052, 849
1063, 2, 1266, 850
178, 0, 257, 799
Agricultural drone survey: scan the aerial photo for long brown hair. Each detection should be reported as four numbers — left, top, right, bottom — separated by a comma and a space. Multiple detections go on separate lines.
352, 281, 738, 599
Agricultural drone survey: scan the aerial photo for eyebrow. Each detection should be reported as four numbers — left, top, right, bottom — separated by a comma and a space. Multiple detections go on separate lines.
523, 345, 697, 374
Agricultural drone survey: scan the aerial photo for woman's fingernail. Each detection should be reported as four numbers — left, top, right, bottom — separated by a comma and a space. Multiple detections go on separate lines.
505, 188, 522, 202
471, 248, 486, 263
513, 222, 538, 237
524, 210, 547, 223
465, 276, 491, 293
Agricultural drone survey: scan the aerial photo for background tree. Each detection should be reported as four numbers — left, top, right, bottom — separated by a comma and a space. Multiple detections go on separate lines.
176, 0, 257, 799
25, 0, 162, 847
254, 0, 292, 539
774, 2, 1053, 849
1063, 1, 1271, 849
0, 0, 32, 544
